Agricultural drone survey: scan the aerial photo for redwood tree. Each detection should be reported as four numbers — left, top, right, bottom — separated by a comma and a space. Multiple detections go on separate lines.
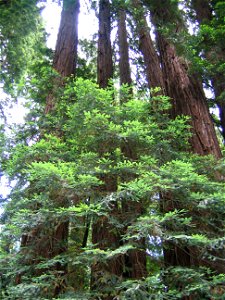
147, 0, 222, 158
191, 0, 225, 142
91, 1, 123, 298
117, 7, 132, 87
97, 0, 113, 88
141, 2, 223, 298
131, 0, 165, 92
19, 0, 80, 296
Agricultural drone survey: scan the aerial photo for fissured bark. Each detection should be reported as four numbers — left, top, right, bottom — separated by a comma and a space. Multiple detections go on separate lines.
45, 0, 80, 113
118, 8, 132, 87
132, 0, 165, 92
191, 0, 225, 142
97, 0, 113, 88
18, 1, 80, 296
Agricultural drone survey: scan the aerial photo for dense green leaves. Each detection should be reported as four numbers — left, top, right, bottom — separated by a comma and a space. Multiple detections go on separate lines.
0, 1, 225, 299
0, 0, 47, 95
1, 78, 224, 298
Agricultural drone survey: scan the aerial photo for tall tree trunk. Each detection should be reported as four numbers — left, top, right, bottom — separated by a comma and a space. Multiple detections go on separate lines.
191, 0, 225, 142
91, 2, 123, 299
117, 6, 147, 280
143, 1, 222, 298
97, 0, 113, 88
131, 0, 165, 92
19, 1, 80, 296
146, 0, 222, 158
153, 2, 222, 298
155, 31, 221, 158
118, 8, 132, 87
45, 0, 80, 113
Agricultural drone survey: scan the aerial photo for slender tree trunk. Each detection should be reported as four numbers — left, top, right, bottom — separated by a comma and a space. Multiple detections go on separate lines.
118, 8, 132, 87
131, 0, 165, 92
91, 2, 123, 298
191, 0, 225, 142
117, 6, 147, 280
97, 0, 113, 88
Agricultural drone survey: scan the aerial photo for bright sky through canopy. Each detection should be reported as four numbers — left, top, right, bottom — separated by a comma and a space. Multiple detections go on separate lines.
0, 1, 97, 203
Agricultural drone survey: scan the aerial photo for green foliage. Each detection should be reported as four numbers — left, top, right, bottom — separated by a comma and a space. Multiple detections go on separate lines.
0, 79, 224, 299
0, 0, 48, 95
0, 0, 224, 299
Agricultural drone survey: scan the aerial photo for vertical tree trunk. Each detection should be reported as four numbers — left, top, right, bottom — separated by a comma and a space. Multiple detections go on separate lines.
156, 32, 221, 158
97, 0, 113, 88
19, 1, 80, 296
191, 0, 225, 142
143, 1, 222, 298
91, 2, 123, 299
117, 6, 147, 280
131, 0, 165, 92
147, 0, 221, 158
152, 2, 222, 298
45, 0, 80, 113
118, 8, 132, 87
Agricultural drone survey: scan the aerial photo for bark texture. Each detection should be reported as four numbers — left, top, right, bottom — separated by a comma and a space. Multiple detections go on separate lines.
97, 0, 113, 88
118, 8, 132, 87
146, 2, 222, 298
157, 33, 221, 158
191, 0, 225, 142
157, 34, 221, 158
45, 0, 80, 113
132, 0, 165, 92
149, 0, 222, 158
117, 6, 147, 279
18, 1, 80, 296
91, 3, 123, 298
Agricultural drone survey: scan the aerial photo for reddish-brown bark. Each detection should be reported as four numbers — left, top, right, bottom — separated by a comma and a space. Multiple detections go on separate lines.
118, 8, 132, 87
91, 2, 123, 298
97, 0, 113, 88
147, 3, 222, 298
18, 1, 80, 296
156, 33, 222, 158
191, 0, 225, 142
132, 0, 165, 92
45, 0, 80, 113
